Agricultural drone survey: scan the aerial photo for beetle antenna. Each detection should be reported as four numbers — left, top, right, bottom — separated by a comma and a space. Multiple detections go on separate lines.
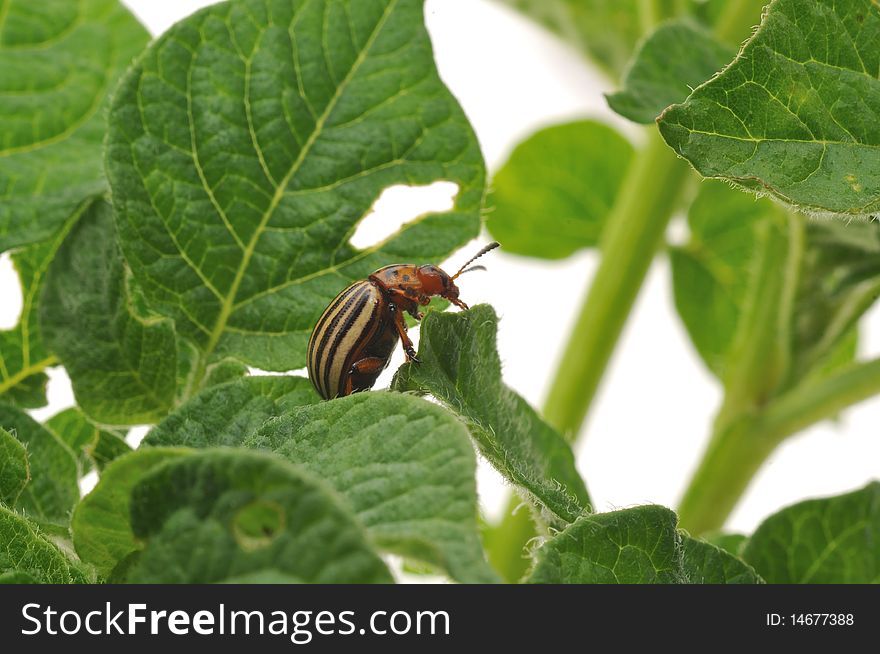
457, 265, 487, 276
451, 242, 500, 280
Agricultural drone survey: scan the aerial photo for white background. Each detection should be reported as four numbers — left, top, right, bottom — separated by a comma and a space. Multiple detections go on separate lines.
3, 0, 879, 538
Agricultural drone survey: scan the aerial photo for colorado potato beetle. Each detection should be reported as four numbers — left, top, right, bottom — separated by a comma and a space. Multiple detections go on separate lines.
307, 242, 500, 400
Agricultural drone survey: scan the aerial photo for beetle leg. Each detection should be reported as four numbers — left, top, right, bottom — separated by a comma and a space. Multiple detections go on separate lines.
388, 303, 420, 363
344, 357, 389, 395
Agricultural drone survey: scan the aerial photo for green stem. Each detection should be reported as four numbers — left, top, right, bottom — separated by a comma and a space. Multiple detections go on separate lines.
484, 497, 537, 583
679, 357, 880, 534
543, 129, 688, 439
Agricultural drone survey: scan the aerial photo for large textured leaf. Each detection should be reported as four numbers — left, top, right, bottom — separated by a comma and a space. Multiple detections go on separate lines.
526, 506, 687, 583
147, 387, 497, 583
0, 505, 88, 583
40, 199, 184, 425
0, 403, 78, 525
0, 201, 85, 407
393, 305, 590, 526
607, 19, 733, 124
0, 0, 148, 250
45, 407, 131, 473
0, 427, 28, 505
681, 536, 763, 584
72, 448, 190, 579
743, 482, 880, 583
128, 449, 393, 583
497, 0, 642, 79
486, 120, 633, 259
659, 0, 880, 217
106, 0, 485, 375
147, 376, 319, 447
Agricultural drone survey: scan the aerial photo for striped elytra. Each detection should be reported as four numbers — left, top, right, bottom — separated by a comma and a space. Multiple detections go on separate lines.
307, 280, 398, 400
307, 242, 500, 400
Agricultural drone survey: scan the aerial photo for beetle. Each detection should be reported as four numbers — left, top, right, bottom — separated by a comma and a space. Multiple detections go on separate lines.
307, 242, 500, 400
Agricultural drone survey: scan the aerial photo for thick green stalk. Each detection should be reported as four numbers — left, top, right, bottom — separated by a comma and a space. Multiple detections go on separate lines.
679, 357, 880, 534
542, 130, 688, 440
483, 497, 537, 583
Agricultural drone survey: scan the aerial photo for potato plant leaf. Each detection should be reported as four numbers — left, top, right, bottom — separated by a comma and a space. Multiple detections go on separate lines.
40, 199, 185, 425
147, 376, 320, 448
681, 535, 763, 584
486, 120, 633, 259
672, 181, 878, 387
147, 386, 497, 583
71, 448, 191, 579
393, 305, 590, 526
45, 407, 131, 473
526, 506, 687, 583
0, 504, 89, 583
128, 449, 393, 583
0, 427, 29, 506
0, 403, 78, 525
607, 19, 734, 124
0, 201, 85, 408
106, 0, 485, 375
743, 482, 880, 583
659, 0, 880, 218
0, 0, 148, 250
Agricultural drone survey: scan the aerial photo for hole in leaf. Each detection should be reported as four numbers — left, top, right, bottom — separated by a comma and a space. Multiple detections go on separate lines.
0, 252, 23, 329
349, 181, 459, 249
233, 499, 285, 551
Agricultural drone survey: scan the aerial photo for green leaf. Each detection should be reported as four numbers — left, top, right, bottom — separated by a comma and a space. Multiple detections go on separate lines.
147, 385, 497, 583
393, 305, 590, 526
659, 0, 880, 217
0, 403, 78, 525
40, 199, 184, 425
486, 120, 633, 259
146, 376, 320, 448
128, 449, 393, 583
703, 531, 748, 556
72, 448, 190, 579
0, 504, 88, 583
671, 181, 781, 378
497, 0, 642, 79
672, 181, 880, 385
46, 407, 131, 473
743, 482, 880, 583
0, 427, 29, 505
607, 19, 734, 124
681, 535, 763, 583
0, 0, 149, 251
106, 0, 485, 374
0, 200, 87, 408
527, 506, 687, 583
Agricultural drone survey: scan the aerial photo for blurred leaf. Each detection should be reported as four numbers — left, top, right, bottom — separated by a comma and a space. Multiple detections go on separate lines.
681, 535, 763, 583
46, 407, 130, 473
497, 0, 642, 79
0, 427, 29, 505
527, 506, 686, 583
743, 482, 880, 583
148, 386, 497, 583
41, 199, 183, 425
607, 19, 733, 123
703, 531, 748, 556
0, 504, 88, 583
72, 448, 190, 579
394, 305, 590, 526
106, 0, 485, 373
486, 120, 633, 258
0, 0, 149, 251
128, 449, 393, 583
0, 403, 78, 525
659, 0, 880, 217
